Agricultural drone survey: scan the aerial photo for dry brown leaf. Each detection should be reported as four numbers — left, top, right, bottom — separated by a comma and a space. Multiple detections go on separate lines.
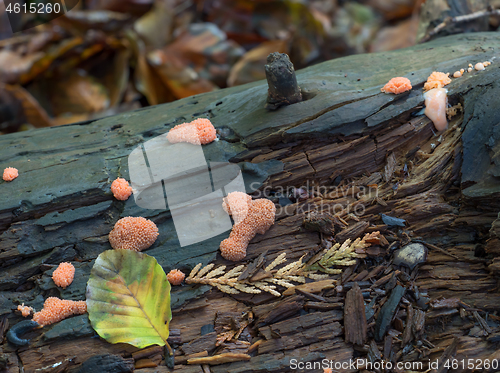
0, 50, 45, 84
1, 84, 52, 127
97, 44, 131, 107
49, 73, 110, 116
367, 0, 417, 21
163, 23, 244, 87
227, 39, 289, 87
86, 0, 153, 15
56, 10, 131, 33
127, 30, 174, 105
19, 37, 84, 85
134, 0, 174, 48
148, 50, 217, 99
370, 17, 418, 52
51, 114, 90, 126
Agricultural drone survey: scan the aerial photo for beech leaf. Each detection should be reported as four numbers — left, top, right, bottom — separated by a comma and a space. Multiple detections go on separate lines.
86, 249, 172, 349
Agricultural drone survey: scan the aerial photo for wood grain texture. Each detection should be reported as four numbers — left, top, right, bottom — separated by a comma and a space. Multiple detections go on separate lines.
1, 32, 500, 372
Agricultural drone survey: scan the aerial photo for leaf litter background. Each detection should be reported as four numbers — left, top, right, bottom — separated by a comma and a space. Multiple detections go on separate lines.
0, 0, 495, 134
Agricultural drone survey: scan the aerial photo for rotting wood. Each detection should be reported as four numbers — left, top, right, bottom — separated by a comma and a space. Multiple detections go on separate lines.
335, 221, 369, 243
344, 282, 367, 345
181, 332, 217, 356
1, 32, 500, 373
430, 337, 459, 373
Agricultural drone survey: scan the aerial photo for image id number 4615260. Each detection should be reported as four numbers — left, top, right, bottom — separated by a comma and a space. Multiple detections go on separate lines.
6, 1, 63, 14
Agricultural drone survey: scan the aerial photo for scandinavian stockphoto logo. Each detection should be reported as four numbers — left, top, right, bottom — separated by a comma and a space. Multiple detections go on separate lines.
128, 133, 247, 247
4, 0, 80, 33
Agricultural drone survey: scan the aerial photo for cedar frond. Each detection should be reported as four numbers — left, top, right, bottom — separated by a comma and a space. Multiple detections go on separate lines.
189, 263, 202, 278
197, 263, 214, 278
221, 265, 245, 280
265, 252, 287, 272
185, 234, 373, 296
205, 265, 226, 279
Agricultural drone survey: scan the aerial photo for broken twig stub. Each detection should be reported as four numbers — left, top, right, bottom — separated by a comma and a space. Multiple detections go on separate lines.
264, 52, 302, 110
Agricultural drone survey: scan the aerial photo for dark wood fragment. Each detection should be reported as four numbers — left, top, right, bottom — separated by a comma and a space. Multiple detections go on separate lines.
258, 310, 343, 354
216, 340, 250, 355
344, 282, 368, 345
342, 281, 371, 290
402, 304, 414, 345
253, 295, 304, 326
487, 331, 500, 343
237, 251, 267, 281
383, 335, 393, 361
351, 269, 369, 282
426, 308, 459, 320
393, 317, 404, 332
0, 354, 6, 371
304, 302, 343, 311
295, 288, 329, 302
0, 315, 8, 343
430, 337, 459, 373
472, 310, 492, 334
167, 329, 182, 345
364, 265, 386, 281
75, 354, 134, 373
371, 270, 400, 289
214, 312, 245, 334
374, 285, 405, 341
335, 221, 370, 243
181, 332, 217, 356
248, 270, 273, 282
429, 297, 461, 309
264, 52, 302, 110
303, 211, 343, 235
485, 213, 500, 255
412, 309, 425, 338
367, 339, 382, 363
132, 346, 164, 361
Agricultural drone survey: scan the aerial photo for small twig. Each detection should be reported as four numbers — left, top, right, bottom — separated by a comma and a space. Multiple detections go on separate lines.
472, 310, 492, 334
421, 8, 500, 43
413, 239, 459, 260
165, 341, 173, 357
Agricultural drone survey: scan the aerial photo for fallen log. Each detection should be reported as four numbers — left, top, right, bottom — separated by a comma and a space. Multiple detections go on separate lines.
1, 32, 500, 372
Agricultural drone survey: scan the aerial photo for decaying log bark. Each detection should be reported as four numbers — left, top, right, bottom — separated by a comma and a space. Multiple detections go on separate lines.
1, 32, 500, 372
344, 283, 367, 345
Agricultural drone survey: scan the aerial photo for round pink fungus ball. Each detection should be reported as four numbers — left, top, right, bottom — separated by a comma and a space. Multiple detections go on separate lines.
52, 262, 75, 289
3, 167, 18, 182
381, 77, 412, 94
109, 217, 159, 252
167, 269, 185, 285
111, 178, 132, 201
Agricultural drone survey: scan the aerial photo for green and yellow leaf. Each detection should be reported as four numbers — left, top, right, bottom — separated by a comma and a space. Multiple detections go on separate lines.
86, 249, 171, 349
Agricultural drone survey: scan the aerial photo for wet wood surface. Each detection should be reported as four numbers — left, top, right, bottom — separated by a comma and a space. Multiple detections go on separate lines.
1, 32, 500, 372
